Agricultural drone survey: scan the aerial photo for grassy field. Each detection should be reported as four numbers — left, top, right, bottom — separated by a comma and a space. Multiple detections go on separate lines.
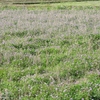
1, 0, 100, 4
0, 1, 100, 100
1, 1, 100, 10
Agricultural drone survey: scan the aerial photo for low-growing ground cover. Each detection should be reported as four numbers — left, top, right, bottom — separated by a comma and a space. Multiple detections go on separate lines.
1, 0, 100, 4
1, 1, 100, 10
0, 6, 100, 100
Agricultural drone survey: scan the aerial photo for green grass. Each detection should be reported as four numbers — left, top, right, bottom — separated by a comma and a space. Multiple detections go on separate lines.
57, 1, 100, 6
0, 30, 100, 99
0, 2, 100, 99
1, 1, 100, 10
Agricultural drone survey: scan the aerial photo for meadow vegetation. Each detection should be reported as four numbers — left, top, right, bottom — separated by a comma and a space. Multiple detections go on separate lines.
1, 1, 100, 10
0, 2, 100, 100
0, 0, 100, 4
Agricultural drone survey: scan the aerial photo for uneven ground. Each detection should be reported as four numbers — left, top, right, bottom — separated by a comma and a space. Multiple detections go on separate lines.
0, 2, 100, 100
